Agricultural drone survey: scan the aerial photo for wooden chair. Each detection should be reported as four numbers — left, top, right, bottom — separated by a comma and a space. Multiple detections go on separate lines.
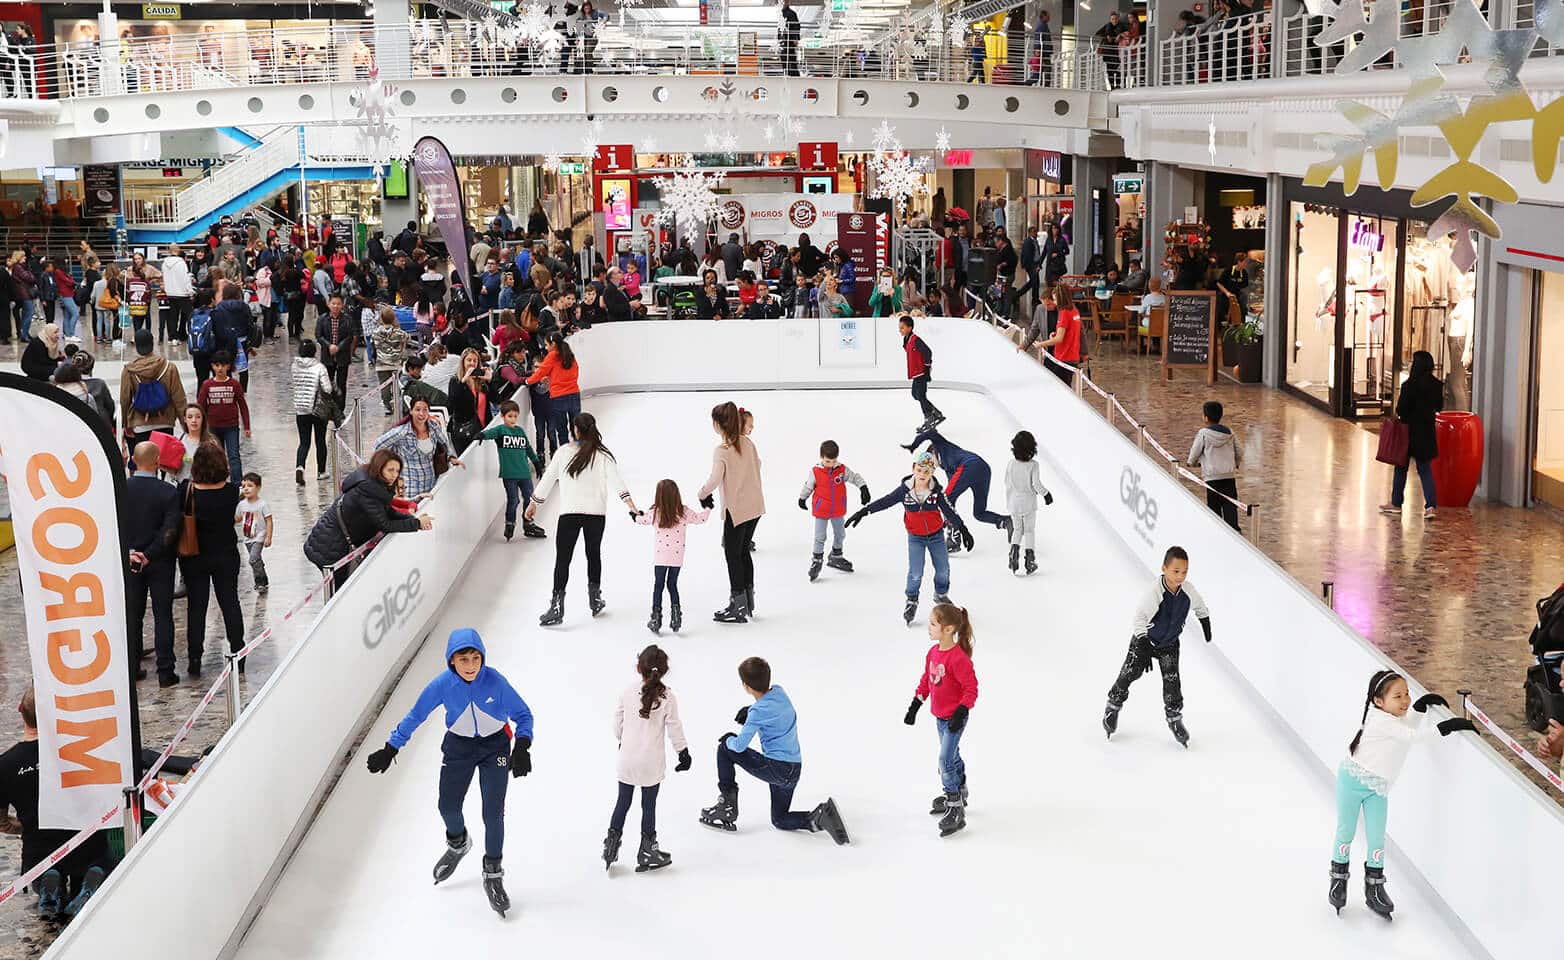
1138, 306, 1166, 355
1092, 296, 1131, 351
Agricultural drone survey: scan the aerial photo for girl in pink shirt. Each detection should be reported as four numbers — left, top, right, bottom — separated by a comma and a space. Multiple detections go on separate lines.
903, 602, 978, 837
634, 479, 711, 635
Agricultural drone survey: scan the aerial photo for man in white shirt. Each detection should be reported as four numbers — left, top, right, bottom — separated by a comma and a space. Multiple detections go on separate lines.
161, 244, 194, 343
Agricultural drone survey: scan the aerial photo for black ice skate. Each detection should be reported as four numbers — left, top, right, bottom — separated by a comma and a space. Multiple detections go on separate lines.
945, 528, 963, 554
588, 582, 606, 616
669, 602, 683, 633
503, 521, 515, 541
1328, 861, 1349, 915
745, 587, 756, 617
936, 793, 966, 837
635, 833, 672, 872
713, 593, 749, 624
603, 828, 622, 871
933, 593, 953, 606
930, 778, 968, 815
1024, 549, 1038, 575
1008, 544, 1020, 573
920, 409, 946, 431
699, 789, 738, 831
903, 595, 918, 625
522, 520, 547, 539
647, 607, 662, 634
1168, 715, 1190, 748
811, 798, 850, 845
1364, 865, 1394, 920
1103, 703, 1121, 739
826, 549, 854, 573
482, 856, 511, 918
809, 553, 823, 581
539, 591, 565, 627
432, 831, 471, 884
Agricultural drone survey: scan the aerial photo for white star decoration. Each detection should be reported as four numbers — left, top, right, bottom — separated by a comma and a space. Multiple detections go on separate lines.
652, 167, 728, 244
934, 126, 951, 154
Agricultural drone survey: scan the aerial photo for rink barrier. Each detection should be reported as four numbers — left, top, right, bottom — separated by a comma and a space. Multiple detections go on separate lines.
1458, 692, 1564, 793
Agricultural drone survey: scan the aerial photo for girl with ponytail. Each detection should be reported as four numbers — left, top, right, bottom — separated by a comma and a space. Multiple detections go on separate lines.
902, 602, 979, 838
698, 400, 766, 624
1327, 669, 1477, 918
605, 645, 690, 874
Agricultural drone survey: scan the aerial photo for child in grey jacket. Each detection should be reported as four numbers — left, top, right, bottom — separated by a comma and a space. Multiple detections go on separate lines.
1187, 400, 1242, 532
1003, 430, 1053, 576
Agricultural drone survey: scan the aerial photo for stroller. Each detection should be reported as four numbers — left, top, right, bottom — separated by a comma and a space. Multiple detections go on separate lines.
1523, 583, 1564, 733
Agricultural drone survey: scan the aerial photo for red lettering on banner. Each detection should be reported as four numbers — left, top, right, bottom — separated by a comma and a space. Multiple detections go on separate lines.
56, 719, 120, 787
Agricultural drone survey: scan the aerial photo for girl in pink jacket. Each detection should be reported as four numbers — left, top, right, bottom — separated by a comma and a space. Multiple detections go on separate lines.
604, 645, 690, 874
634, 479, 711, 635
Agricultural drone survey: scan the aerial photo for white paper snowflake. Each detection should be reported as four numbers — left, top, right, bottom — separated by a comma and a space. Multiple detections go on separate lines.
869, 150, 930, 206
761, 123, 777, 143
643, 137, 659, 153
580, 119, 606, 161
934, 126, 951, 154
515, 2, 564, 62
870, 120, 900, 155
543, 152, 563, 172
844, 129, 856, 146
652, 166, 728, 244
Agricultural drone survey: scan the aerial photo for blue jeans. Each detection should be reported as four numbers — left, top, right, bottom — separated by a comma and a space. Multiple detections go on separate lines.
57, 298, 80, 339
653, 564, 681, 609
715, 743, 811, 831
935, 716, 967, 793
94, 309, 116, 340
813, 515, 845, 555
1391, 457, 1437, 508
212, 425, 242, 483
551, 392, 582, 444
438, 731, 510, 859
16, 299, 33, 341
906, 532, 950, 598
502, 477, 534, 525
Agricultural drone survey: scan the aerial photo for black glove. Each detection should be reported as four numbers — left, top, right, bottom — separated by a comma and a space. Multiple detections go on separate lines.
366, 743, 398, 774
860, 486, 871, 505
798, 497, 808, 511
628, 509, 640, 520
510, 736, 532, 778
845, 508, 868, 528
1044, 492, 1054, 506
960, 527, 974, 551
734, 705, 750, 725
948, 704, 970, 733
1413, 693, 1449, 713
899, 442, 916, 452
904, 697, 923, 726
1200, 616, 1212, 643
1437, 718, 1478, 736
675, 748, 692, 772
699, 494, 715, 510
718, 731, 736, 747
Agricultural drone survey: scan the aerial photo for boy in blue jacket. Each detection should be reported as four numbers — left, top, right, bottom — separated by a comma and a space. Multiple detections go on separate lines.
699, 657, 849, 845
366, 628, 533, 917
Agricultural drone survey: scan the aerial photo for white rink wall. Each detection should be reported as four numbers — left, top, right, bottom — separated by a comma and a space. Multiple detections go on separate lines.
47, 317, 1560, 960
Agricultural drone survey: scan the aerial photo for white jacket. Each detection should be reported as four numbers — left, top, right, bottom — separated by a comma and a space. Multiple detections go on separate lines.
290, 357, 332, 415
613, 682, 688, 787
531, 444, 630, 515
1188, 425, 1241, 481
1343, 707, 1426, 795
161, 256, 194, 298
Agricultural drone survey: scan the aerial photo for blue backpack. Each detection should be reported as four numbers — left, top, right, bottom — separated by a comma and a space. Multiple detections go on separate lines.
188, 309, 214, 353
130, 361, 172, 414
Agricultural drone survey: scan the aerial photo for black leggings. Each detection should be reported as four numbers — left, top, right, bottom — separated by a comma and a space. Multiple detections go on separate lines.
180, 549, 245, 665
610, 781, 660, 835
296, 414, 327, 472
722, 512, 759, 594
554, 513, 606, 592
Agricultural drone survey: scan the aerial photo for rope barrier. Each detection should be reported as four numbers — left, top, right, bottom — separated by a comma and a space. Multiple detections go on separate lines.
1460, 694, 1564, 793
0, 806, 120, 908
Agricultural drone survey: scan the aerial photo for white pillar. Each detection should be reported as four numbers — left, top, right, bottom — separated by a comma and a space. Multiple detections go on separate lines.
375, 0, 413, 81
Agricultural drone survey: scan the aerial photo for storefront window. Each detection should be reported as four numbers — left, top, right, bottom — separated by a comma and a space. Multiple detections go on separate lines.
1533, 270, 1564, 510
1344, 213, 1399, 418
1286, 202, 1338, 407
1401, 222, 1476, 412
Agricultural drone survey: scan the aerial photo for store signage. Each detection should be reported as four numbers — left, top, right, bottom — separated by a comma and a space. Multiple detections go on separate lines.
944, 149, 974, 168
1350, 220, 1384, 254
556, 161, 587, 175
1163, 290, 1217, 385
82, 165, 121, 218
601, 178, 632, 231
142, 3, 181, 18
798, 141, 838, 171
593, 144, 635, 173
717, 193, 854, 241
1113, 174, 1143, 195
1026, 149, 1062, 183
411, 136, 472, 291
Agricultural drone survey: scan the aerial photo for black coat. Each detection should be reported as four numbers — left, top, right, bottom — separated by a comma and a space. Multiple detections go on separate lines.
211, 299, 254, 356
19, 339, 56, 380
123, 474, 181, 564
303, 468, 421, 569
602, 283, 634, 322
1396, 375, 1444, 461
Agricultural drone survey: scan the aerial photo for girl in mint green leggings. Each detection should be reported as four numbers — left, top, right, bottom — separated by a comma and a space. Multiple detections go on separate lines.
1328, 669, 1476, 918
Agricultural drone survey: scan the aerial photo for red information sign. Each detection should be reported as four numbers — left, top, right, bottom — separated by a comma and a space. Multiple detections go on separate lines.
593, 144, 635, 172
798, 141, 839, 172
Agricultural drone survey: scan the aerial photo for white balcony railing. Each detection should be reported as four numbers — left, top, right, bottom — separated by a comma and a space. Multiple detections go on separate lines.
123, 128, 301, 228
1158, 11, 1270, 86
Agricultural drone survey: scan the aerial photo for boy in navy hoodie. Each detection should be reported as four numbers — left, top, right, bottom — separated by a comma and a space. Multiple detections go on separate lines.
366, 629, 533, 917
699, 657, 849, 845
1102, 546, 1213, 748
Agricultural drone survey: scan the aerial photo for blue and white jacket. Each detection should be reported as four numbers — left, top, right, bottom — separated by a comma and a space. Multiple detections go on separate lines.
1130, 577, 1211, 648
389, 629, 534, 749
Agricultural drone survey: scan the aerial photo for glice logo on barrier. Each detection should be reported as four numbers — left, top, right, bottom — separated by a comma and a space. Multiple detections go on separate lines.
1119, 466, 1158, 547
363, 568, 425, 649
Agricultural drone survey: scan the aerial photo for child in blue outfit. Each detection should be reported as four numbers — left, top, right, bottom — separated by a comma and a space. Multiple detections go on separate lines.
366, 628, 533, 917
902, 426, 1011, 553
698, 656, 849, 845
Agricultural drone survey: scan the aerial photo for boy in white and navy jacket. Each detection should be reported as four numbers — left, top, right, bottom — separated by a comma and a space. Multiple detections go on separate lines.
797, 439, 870, 582
1103, 546, 1212, 747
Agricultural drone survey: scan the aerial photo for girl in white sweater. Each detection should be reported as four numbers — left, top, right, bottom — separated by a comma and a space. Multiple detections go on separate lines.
1328, 669, 1476, 918
603, 645, 690, 873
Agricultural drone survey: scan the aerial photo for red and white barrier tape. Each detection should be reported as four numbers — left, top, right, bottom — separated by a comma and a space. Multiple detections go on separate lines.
0, 806, 119, 907
1464, 698, 1564, 792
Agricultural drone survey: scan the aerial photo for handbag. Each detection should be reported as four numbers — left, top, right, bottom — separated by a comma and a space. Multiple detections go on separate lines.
147, 431, 187, 472
177, 486, 200, 558
1375, 419, 1410, 467
311, 379, 341, 426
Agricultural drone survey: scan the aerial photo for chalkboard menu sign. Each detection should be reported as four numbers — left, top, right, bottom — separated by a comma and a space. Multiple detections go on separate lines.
1162, 290, 1216, 384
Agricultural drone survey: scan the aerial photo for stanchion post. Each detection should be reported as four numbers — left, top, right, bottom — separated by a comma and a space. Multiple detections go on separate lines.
1321, 580, 1335, 609
1137, 424, 1147, 452
353, 399, 363, 460
1105, 392, 1115, 426
329, 423, 341, 491
1457, 688, 1472, 720
1073, 368, 1085, 398
121, 786, 142, 851
225, 654, 243, 728
1246, 504, 1261, 546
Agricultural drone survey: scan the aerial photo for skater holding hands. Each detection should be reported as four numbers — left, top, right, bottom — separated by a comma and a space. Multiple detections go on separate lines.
1004, 430, 1053, 575
603, 645, 691, 874
364, 629, 533, 918
904, 602, 978, 837
847, 450, 971, 625
633, 479, 711, 634
1327, 670, 1476, 918
698, 401, 765, 624
798, 439, 870, 582
1102, 546, 1211, 747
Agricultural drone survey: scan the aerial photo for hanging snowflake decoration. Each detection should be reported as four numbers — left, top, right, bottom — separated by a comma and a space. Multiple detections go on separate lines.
870, 120, 900, 155
934, 126, 951, 154
515, 2, 565, 63
348, 67, 404, 183
869, 150, 931, 206
643, 136, 659, 153
580, 119, 606, 161
651, 166, 728, 244
844, 129, 856, 146
542, 152, 564, 172
762, 122, 777, 143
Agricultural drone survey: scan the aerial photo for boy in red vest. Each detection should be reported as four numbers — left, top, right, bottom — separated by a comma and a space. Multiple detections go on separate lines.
900, 315, 944, 430
797, 440, 871, 582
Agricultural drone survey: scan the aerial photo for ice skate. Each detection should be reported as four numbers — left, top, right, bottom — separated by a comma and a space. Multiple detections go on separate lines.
903, 595, 918, 625
482, 856, 511, 917
936, 793, 966, 837
1168, 715, 1190, 748
713, 593, 749, 624
809, 553, 823, 581
699, 789, 738, 831
811, 798, 850, 845
588, 583, 606, 616
929, 778, 968, 814
522, 521, 547, 539
503, 521, 515, 541
669, 602, 683, 633
1008, 544, 1020, 573
745, 587, 756, 616
1103, 703, 1121, 739
602, 828, 622, 871
945, 528, 963, 554
1328, 861, 1349, 915
920, 409, 946, 431
432, 831, 471, 884
635, 833, 672, 872
933, 593, 952, 606
1364, 865, 1394, 919
1024, 549, 1038, 575
539, 591, 565, 627
826, 549, 854, 573
647, 607, 662, 635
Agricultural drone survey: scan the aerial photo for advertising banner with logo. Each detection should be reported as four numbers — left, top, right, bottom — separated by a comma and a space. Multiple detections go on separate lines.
82, 165, 121, 218
717, 194, 855, 243
835, 211, 889, 315
411, 137, 470, 287
630, 208, 663, 256
0, 374, 139, 829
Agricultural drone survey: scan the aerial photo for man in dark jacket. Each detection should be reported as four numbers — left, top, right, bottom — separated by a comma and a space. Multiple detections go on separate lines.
210, 284, 256, 390
393, 220, 421, 257
720, 233, 745, 282
602, 268, 637, 322
125, 442, 181, 684
305, 462, 430, 589
315, 292, 361, 397
1013, 226, 1042, 312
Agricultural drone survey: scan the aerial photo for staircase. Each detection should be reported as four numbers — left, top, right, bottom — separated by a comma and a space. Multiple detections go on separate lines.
124, 127, 303, 237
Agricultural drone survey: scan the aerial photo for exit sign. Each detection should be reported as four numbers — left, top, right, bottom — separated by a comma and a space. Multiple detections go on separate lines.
557, 161, 586, 175
832, 0, 847, 9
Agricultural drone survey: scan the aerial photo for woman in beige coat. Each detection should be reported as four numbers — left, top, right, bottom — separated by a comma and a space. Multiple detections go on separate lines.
698, 401, 765, 624
604, 645, 689, 873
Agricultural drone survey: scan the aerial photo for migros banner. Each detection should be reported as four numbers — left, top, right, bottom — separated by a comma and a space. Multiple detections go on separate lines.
715, 194, 855, 241
0, 374, 137, 829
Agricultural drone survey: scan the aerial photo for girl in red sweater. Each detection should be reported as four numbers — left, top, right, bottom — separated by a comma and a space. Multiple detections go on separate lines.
903, 602, 978, 837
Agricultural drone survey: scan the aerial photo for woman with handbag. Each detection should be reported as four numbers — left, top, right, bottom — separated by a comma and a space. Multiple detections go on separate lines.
304, 449, 432, 591
290, 339, 335, 485
446, 347, 492, 455
375, 396, 463, 499
177, 442, 245, 681
1380, 350, 1444, 520
91, 265, 123, 344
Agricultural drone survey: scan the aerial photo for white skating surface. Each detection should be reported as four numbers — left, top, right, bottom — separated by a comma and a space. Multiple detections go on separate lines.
235, 389, 1475, 960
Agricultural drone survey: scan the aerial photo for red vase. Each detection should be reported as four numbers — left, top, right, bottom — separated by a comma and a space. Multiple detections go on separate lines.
1431, 411, 1483, 508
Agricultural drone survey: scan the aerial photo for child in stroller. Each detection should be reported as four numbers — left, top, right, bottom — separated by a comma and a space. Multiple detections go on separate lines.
1525, 583, 1564, 737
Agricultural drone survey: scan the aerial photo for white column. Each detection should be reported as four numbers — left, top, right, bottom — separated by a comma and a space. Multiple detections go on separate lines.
374, 0, 413, 81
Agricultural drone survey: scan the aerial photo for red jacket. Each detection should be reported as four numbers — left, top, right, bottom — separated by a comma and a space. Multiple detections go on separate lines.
904, 332, 931, 380
811, 464, 847, 519
915, 642, 979, 720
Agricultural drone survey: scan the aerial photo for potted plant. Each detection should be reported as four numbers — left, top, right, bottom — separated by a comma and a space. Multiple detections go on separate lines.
1223, 316, 1263, 383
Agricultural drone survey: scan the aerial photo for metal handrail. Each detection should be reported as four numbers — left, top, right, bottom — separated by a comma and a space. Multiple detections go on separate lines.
1158, 10, 1270, 85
